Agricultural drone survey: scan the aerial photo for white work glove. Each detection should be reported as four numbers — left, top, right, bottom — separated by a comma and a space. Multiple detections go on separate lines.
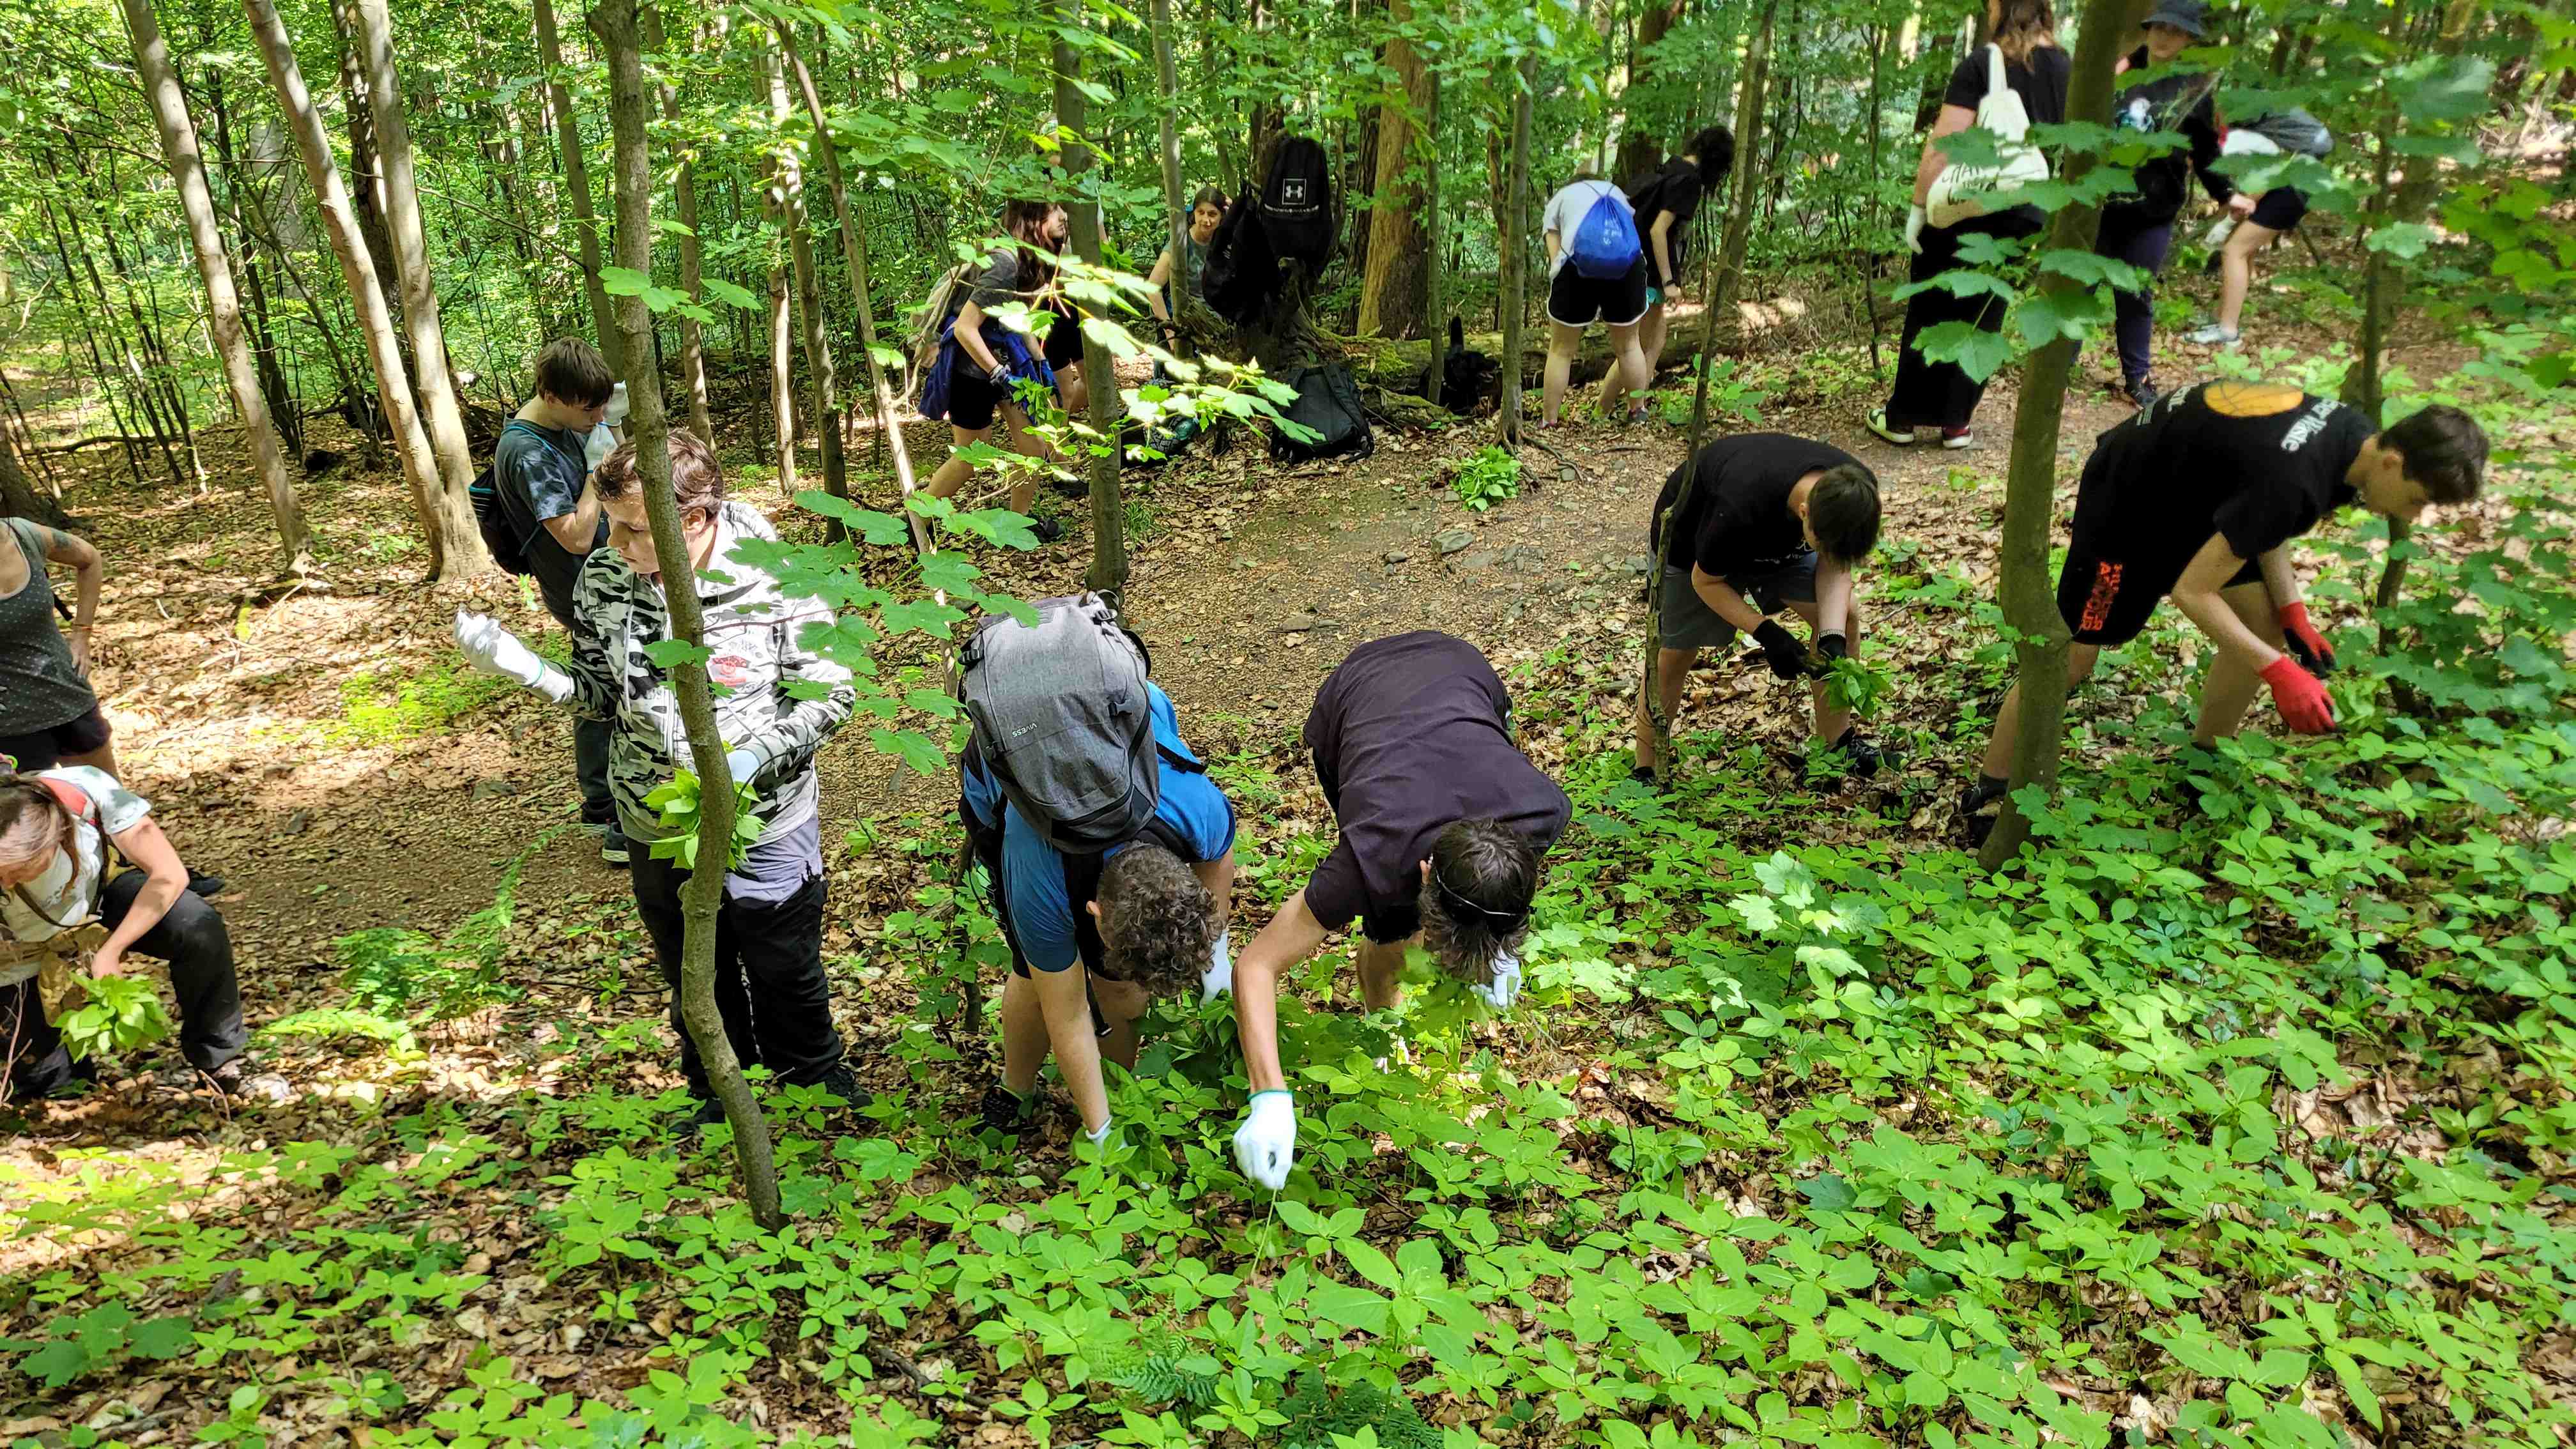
1200, 931, 1233, 1004
1232, 1090, 1296, 1191
1084, 1117, 1115, 1147
1903, 204, 1927, 256
1473, 950, 1523, 1011
723, 747, 760, 788
454, 609, 572, 704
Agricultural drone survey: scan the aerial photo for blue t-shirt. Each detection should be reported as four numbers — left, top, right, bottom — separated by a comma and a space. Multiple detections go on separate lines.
962, 684, 1236, 972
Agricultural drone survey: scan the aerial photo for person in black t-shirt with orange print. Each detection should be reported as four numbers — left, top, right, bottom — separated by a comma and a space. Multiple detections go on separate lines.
1634, 434, 1887, 784
1959, 383, 2489, 838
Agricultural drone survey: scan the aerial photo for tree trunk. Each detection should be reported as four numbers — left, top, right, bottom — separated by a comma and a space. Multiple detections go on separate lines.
1150, 0, 1187, 292
1977, 0, 2129, 870
124, 0, 312, 569
329, 3, 403, 306
1709, 0, 1776, 323
776, 24, 928, 557
760, 47, 798, 489
1048, 0, 1127, 596
1492, 56, 1533, 446
1616, 0, 1683, 178
1356, 0, 1432, 339
537, 0, 624, 374
0, 434, 70, 530
645, 5, 714, 441
765, 28, 845, 518
351, 0, 483, 550
204, 67, 305, 461
242, 0, 468, 580
1422, 57, 1445, 402
589, 0, 786, 1231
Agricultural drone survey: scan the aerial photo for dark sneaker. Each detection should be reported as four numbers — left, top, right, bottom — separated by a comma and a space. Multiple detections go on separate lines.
2125, 376, 2159, 410
1957, 774, 2010, 845
1834, 730, 1889, 779
600, 829, 632, 868
979, 1082, 1035, 1137
209, 1061, 291, 1105
814, 1066, 864, 1109
1029, 516, 1065, 544
185, 871, 227, 899
679, 1096, 728, 1133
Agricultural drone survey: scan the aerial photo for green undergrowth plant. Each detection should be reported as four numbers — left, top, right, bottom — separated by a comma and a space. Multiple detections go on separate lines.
4, 407, 2571, 1449
1450, 445, 1522, 512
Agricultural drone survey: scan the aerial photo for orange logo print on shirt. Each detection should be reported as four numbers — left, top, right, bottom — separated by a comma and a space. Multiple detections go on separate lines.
2201, 381, 2304, 418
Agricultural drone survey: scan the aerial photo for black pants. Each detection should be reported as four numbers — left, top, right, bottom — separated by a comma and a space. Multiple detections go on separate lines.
3, 874, 247, 1098
1885, 210, 2043, 431
629, 854, 843, 1096
2096, 212, 2175, 388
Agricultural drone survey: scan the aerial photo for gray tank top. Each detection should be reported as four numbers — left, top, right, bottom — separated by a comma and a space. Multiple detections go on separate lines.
0, 520, 96, 735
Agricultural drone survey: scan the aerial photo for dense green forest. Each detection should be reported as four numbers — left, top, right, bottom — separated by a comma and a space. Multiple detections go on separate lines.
0, 0, 2572, 1441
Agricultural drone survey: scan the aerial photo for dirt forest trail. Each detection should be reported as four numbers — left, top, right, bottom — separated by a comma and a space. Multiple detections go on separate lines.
10, 326, 2269, 1146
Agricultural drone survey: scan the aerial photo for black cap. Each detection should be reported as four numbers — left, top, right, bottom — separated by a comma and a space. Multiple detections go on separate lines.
2142, 0, 2208, 36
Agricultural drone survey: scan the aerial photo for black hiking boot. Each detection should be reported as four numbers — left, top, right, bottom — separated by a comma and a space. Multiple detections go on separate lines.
1956, 774, 2010, 846
979, 1082, 1036, 1138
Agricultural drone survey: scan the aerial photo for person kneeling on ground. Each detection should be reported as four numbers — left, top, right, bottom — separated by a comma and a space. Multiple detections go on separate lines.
1227, 632, 1570, 1190
455, 430, 863, 1121
1633, 434, 1886, 783
963, 680, 1237, 1144
0, 765, 276, 1103
1960, 383, 2488, 839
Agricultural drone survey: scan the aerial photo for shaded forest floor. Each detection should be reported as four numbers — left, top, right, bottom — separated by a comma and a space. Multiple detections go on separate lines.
2, 254, 2568, 1447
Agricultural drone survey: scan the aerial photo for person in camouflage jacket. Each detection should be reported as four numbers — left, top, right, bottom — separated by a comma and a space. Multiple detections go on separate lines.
456, 430, 860, 1121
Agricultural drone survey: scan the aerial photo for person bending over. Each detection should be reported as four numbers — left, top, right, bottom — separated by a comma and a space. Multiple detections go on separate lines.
0, 765, 272, 1102
1538, 172, 1650, 429
1228, 632, 1570, 1191
1609, 126, 1735, 397
963, 679, 1236, 1144
1961, 382, 2488, 838
921, 201, 1066, 542
456, 430, 862, 1119
1633, 434, 1886, 783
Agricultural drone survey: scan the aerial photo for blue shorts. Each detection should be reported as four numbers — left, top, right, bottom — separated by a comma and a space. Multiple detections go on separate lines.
1658, 553, 1820, 650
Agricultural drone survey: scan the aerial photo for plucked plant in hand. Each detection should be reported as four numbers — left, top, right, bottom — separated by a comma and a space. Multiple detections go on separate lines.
645, 768, 765, 872
57, 974, 172, 1062
1821, 654, 1890, 717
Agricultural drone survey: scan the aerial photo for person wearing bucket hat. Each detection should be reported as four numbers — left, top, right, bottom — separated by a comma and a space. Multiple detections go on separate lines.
2096, 0, 2234, 410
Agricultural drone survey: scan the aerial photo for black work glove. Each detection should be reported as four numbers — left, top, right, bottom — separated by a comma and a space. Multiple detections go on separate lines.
1816, 632, 1849, 663
1752, 619, 1809, 680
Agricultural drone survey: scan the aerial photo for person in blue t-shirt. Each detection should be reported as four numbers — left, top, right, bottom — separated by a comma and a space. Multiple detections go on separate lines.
961, 682, 1237, 1145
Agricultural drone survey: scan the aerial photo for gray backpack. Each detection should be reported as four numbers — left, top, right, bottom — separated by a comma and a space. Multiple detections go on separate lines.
958, 594, 1193, 853
2246, 108, 2333, 158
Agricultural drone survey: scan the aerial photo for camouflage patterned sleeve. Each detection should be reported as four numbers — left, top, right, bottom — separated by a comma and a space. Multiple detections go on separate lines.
735, 597, 855, 782
562, 558, 624, 723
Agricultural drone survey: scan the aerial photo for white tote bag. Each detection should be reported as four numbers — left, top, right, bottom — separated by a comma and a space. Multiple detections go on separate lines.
1926, 44, 2052, 229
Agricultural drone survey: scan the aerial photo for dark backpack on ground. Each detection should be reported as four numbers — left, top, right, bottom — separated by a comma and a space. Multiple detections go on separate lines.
1420, 317, 1498, 414
957, 593, 1197, 853
1259, 135, 1335, 274
470, 420, 542, 577
1199, 183, 1276, 328
1271, 362, 1373, 463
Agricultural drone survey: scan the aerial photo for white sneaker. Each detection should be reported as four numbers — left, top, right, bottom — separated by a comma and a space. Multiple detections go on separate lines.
2185, 323, 2241, 348
1940, 429, 1975, 450
1865, 408, 1936, 446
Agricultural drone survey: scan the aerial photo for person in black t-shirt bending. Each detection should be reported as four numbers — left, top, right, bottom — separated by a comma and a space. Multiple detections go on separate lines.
1959, 383, 2488, 836
1227, 633, 1571, 1192
1604, 126, 1733, 401
1634, 435, 1887, 783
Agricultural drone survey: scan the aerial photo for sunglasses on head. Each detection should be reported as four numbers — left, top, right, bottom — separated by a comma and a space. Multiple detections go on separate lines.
1436, 871, 1527, 930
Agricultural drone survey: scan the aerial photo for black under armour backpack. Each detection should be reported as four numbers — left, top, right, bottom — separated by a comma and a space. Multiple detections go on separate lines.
1259, 135, 1334, 275
1199, 183, 1277, 328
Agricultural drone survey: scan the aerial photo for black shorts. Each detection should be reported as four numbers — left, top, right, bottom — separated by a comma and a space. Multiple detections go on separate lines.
946, 361, 1008, 432
1042, 305, 1082, 372
1360, 898, 1422, 947
1547, 260, 1649, 327
2248, 187, 2307, 232
0, 702, 111, 770
2057, 546, 2262, 647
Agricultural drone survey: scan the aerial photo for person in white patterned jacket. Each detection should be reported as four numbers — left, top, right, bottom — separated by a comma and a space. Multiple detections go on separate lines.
455, 429, 861, 1123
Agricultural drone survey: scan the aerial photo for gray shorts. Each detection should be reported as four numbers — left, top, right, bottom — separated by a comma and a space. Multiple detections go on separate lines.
1657, 553, 1818, 650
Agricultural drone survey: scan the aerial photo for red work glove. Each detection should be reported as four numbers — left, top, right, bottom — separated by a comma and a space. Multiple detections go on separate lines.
2277, 602, 2336, 676
2260, 656, 2338, 735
